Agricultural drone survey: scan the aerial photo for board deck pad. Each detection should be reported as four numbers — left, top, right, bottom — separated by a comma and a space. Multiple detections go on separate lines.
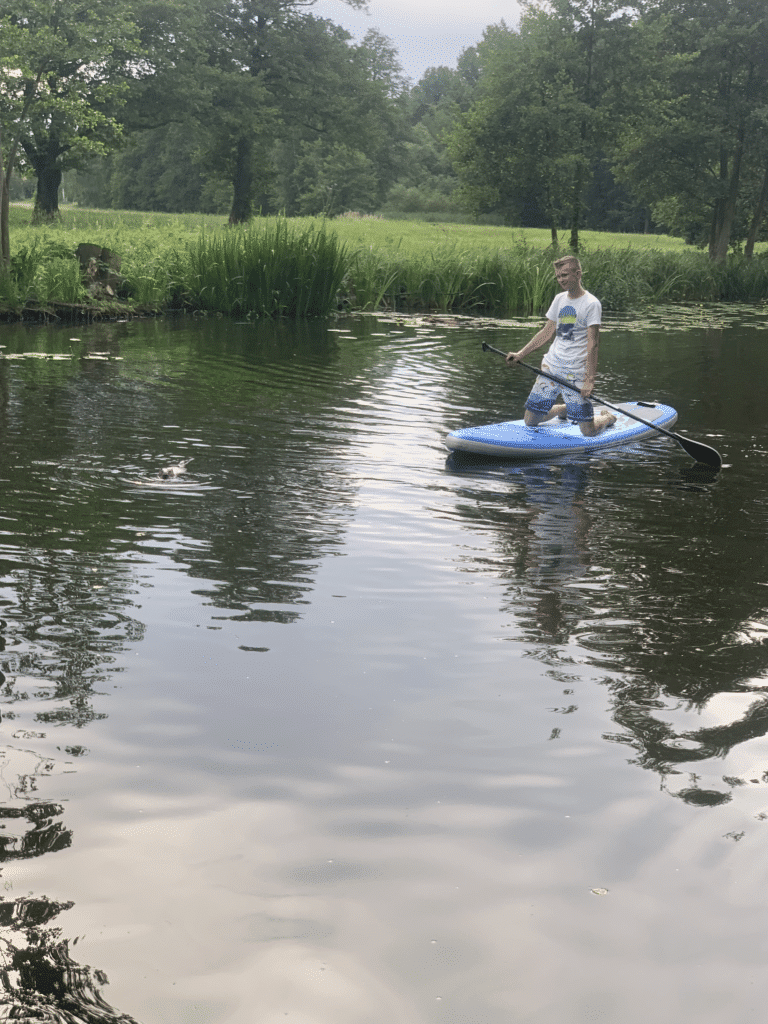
445, 402, 678, 459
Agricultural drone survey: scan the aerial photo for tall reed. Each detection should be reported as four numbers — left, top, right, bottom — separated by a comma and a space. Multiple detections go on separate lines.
345, 243, 559, 315
344, 239, 768, 315
0, 268, 21, 310
31, 257, 86, 306
175, 219, 351, 316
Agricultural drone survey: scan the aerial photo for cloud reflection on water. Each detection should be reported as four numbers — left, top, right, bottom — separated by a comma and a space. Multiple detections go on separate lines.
0, 313, 768, 1022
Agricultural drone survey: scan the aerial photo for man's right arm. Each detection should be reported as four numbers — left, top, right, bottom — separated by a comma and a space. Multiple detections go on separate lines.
506, 319, 556, 364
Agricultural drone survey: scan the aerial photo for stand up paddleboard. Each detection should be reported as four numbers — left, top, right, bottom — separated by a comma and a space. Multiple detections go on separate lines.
464, 342, 722, 469
445, 401, 678, 459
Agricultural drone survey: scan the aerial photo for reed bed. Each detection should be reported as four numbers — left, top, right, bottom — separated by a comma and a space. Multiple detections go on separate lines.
1, 207, 766, 318
344, 244, 768, 314
173, 219, 350, 316
346, 243, 559, 314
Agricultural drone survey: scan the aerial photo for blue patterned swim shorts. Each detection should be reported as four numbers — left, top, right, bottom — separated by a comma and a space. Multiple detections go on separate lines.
524, 360, 594, 423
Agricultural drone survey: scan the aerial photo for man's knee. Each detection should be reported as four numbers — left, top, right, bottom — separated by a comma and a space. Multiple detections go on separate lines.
578, 419, 598, 436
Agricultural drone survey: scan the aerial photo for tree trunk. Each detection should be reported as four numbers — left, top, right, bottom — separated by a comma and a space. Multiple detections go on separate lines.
745, 164, 768, 259
229, 134, 254, 225
711, 135, 744, 262
0, 67, 45, 264
33, 161, 62, 222
708, 201, 720, 259
709, 140, 729, 258
569, 219, 580, 253
569, 165, 582, 253
1, 174, 8, 269
0, 126, 8, 268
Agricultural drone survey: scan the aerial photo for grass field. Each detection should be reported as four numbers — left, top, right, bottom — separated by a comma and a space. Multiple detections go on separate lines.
331, 217, 692, 255
1, 205, 766, 318
7, 205, 691, 256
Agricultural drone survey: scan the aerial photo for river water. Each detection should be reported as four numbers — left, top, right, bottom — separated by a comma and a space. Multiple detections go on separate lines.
0, 306, 765, 1023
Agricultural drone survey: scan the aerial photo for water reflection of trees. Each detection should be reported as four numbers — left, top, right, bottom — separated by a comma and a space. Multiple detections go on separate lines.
0, 317, 387, 1014
0, 556, 143, 1018
0, 798, 138, 1020
0, 319, 376, 627
452, 453, 768, 807
0, 892, 139, 1023
0, 554, 144, 727
0, 803, 70, 860
111, 318, 394, 623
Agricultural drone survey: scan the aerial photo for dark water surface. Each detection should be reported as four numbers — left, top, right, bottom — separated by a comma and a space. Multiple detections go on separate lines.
0, 307, 766, 1023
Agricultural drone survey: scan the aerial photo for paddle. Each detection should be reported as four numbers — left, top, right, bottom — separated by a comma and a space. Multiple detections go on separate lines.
481, 341, 723, 470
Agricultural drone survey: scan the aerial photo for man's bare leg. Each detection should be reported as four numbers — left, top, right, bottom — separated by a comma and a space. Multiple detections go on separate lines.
539, 403, 567, 422
524, 403, 568, 427
579, 410, 617, 436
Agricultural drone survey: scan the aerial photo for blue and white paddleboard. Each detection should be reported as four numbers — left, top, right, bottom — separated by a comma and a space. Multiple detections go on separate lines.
445, 402, 678, 459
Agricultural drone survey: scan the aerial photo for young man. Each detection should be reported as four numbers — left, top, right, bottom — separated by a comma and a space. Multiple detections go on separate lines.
506, 256, 616, 436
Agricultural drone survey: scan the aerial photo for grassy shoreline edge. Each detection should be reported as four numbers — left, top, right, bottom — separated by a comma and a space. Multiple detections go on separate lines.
1, 208, 767, 321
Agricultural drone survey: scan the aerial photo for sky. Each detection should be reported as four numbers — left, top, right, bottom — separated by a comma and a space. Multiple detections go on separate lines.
313, 0, 522, 84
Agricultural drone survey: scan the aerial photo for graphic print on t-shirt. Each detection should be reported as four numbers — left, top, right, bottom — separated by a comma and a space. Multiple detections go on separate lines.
557, 305, 578, 340
545, 289, 601, 370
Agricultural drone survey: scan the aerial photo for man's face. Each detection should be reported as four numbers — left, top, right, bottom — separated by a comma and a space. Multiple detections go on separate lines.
555, 262, 581, 291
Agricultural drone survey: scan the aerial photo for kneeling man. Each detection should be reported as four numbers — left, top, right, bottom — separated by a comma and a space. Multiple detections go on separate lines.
506, 256, 616, 436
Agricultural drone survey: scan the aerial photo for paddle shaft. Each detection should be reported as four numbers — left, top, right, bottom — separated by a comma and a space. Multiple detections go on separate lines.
481, 342, 722, 469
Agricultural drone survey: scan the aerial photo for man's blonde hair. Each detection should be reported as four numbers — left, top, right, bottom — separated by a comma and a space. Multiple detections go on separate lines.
552, 256, 582, 273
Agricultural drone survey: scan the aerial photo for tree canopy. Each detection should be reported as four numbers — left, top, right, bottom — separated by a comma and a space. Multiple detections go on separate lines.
447, 0, 768, 256
3, 0, 768, 260
0, 0, 148, 261
611, 0, 768, 258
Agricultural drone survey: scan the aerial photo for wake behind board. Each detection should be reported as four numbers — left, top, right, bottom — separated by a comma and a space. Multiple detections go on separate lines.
445, 402, 678, 459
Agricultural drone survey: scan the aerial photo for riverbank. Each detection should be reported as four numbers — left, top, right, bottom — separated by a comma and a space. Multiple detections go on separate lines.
1, 207, 767, 320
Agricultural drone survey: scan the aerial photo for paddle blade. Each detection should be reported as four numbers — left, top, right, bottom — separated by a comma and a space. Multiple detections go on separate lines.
673, 433, 722, 470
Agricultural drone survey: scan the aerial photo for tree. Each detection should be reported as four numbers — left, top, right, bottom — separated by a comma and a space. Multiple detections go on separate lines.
0, 0, 148, 230
378, 61, 480, 219
446, 18, 586, 240
269, 23, 408, 215
194, 0, 368, 224
73, 122, 230, 213
60, 13, 408, 219
289, 141, 378, 215
0, 13, 59, 262
381, 122, 460, 216
355, 27, 408, 98
611, 0, 768, 259
0, 24, 35, 263
745, 160, 768, 257
447, 3, 640, 248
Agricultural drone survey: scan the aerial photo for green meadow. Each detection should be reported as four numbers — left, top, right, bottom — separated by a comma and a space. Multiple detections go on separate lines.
1, 205, 767, 319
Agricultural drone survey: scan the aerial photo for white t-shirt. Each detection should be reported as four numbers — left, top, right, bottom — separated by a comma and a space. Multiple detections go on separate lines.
544, 290, 602, 371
